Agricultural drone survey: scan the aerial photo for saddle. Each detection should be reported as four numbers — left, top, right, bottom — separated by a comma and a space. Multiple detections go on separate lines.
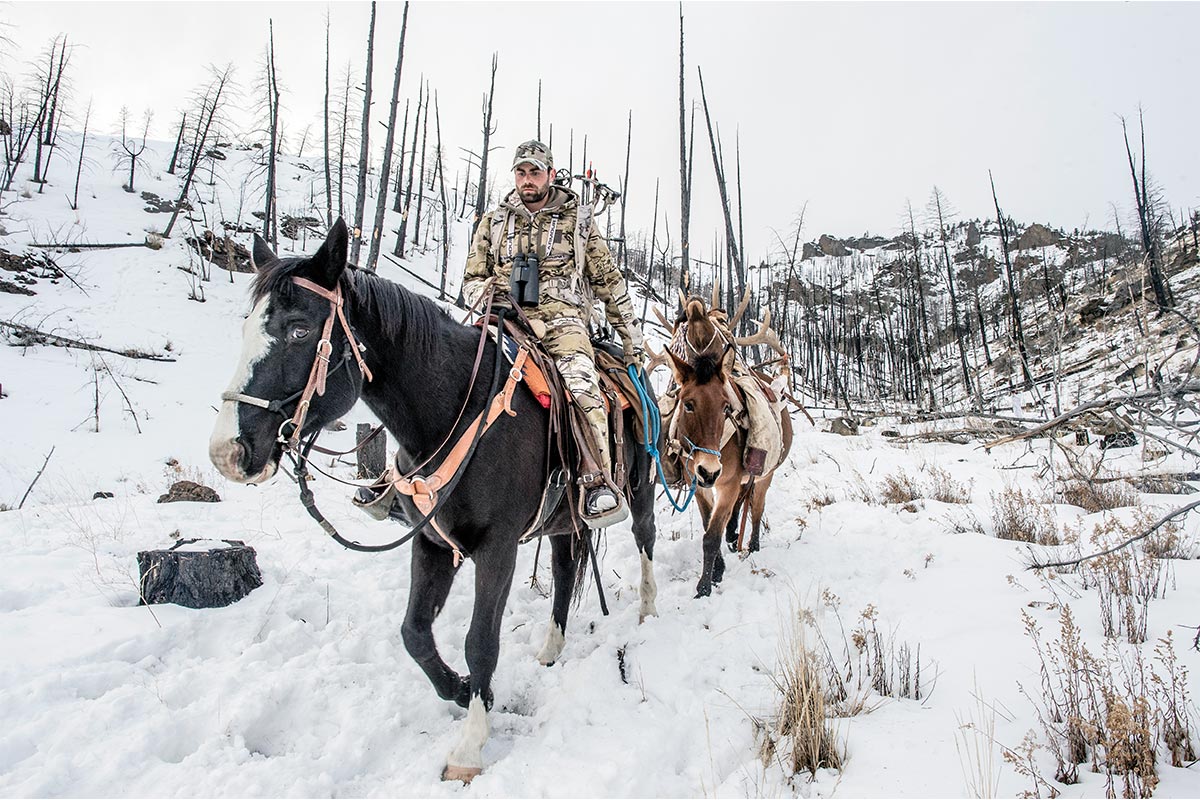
474, 315, 650, 516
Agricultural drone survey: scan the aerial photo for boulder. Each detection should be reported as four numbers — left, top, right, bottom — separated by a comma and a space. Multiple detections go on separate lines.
1016, 223, 1062, 250
158, 480, 221, 504
829, 417, 858, 436
818, 234, 850, 258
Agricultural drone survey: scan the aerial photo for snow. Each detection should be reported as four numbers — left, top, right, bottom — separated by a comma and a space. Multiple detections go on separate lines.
2, 133, 1199, 798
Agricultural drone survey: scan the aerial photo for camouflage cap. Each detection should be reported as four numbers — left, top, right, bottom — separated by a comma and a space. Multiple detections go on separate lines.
512, 139, 554, 172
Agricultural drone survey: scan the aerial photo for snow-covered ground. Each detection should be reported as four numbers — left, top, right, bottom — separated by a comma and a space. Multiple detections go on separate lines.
1, 135, 1198, 798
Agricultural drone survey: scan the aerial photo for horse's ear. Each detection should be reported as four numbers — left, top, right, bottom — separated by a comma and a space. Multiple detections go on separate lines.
667, 349, 694, 386
718, 343, 736, 379
251, 234, 277, 272
308, 219, 349, 288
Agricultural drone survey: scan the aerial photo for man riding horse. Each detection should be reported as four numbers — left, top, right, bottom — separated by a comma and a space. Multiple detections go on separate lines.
462, 139, 644, 528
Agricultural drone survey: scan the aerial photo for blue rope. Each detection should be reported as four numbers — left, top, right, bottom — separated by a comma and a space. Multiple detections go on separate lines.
627, 364, 717, 513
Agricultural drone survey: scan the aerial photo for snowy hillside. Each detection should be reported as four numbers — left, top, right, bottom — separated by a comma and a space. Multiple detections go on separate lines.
1, 133, 1199, 799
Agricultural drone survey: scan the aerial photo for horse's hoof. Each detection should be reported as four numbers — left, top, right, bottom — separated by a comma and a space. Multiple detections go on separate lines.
442, 764, 482, 784
694, 583, 712, 599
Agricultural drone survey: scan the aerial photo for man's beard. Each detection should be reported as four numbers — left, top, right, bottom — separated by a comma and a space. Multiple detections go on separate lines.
519, 184, 549, 203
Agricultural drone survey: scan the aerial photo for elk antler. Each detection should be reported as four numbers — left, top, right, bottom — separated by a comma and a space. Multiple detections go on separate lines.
644, 343, 672, 374
727, 284, 754, 330
733, 310, 788, 359
710, 273, 720, 311
653, 305, 675, 333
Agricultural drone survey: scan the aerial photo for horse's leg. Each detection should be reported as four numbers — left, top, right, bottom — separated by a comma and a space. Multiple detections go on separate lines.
401, 534, 468, 707
724, 496, 744, 552
747, 473, 774, 553
695, 486, 736, 598
631, 465, 659, 622
536, 534, 576, 666
443, 538, 519, 783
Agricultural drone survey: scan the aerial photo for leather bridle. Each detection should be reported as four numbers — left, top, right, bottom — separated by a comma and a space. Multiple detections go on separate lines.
222, 276, 374, 451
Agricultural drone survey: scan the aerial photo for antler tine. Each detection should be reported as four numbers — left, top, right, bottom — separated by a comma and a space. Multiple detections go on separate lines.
727, 284, 754, 330
652, 305, 674, 332
644, 343, 672, 374
676, 288, 687, 311
734, 317, 788, 359
710, 273, 720, 311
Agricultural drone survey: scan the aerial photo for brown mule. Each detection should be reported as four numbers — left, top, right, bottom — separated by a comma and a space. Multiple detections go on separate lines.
659, 296, 793, 597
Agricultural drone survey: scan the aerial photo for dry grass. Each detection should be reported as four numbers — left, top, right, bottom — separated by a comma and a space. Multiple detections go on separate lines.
755, 607, 844, 780
1017, 606, 1196, 797
991, 487, 1060, 545
869, 464, 973, 506
1059, 479, 1140, 513
1074, 512, 1169, 644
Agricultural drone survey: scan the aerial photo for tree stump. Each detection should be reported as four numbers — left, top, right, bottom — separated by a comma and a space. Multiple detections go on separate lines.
357, 423, 386, 479
137, 539, 262, 609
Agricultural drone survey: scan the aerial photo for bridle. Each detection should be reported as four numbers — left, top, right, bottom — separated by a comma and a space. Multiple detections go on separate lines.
221, 276, 374, 451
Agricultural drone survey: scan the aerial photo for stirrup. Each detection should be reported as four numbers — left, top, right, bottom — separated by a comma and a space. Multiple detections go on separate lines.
577, 482, 629, 529
352, 481, 402, 522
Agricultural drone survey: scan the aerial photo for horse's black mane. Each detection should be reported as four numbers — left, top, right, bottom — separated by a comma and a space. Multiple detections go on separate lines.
251, 256, 451, 353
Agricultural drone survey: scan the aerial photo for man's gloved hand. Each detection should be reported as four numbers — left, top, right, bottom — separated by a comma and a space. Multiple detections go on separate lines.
623, 345, 645, 369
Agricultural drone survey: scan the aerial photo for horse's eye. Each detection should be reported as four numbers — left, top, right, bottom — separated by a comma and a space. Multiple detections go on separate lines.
290, 326, 311, 342
683, 401, 695, 413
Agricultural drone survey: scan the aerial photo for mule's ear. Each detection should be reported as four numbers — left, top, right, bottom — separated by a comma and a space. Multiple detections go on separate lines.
251, 234, 277, 272
311, 219, 349, 288
667, 348, 694, 386
718, 342, 736, 378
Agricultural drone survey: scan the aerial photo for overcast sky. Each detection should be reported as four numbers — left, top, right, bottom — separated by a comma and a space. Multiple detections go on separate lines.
3, 1, 1198, 262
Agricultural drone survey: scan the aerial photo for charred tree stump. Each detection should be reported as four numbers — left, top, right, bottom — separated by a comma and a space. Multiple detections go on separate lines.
357, 422, 386, 479
137, 539, 262, 609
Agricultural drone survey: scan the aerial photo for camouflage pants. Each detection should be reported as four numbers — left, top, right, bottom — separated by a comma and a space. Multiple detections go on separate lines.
540, 315, 611, 479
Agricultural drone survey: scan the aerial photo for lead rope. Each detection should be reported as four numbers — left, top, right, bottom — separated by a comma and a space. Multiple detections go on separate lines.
625, 366, 721, 513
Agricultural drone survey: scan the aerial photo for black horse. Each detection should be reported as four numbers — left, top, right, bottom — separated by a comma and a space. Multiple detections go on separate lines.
208, 220, 659, 781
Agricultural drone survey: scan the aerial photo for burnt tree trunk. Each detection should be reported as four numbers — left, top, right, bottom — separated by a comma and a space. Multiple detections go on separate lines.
366, 0, 409, 272
349, 1, 377, 267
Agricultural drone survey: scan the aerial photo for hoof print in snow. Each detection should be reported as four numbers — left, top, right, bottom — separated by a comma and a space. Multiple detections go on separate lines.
157, 480, 221, 504
137, 539, 262, 609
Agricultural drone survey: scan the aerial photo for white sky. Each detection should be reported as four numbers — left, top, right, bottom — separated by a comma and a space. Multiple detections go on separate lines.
3, 1, 1198, 262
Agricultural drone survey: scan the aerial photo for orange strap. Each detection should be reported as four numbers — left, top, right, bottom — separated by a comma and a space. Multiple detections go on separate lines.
390, 347, 530, 564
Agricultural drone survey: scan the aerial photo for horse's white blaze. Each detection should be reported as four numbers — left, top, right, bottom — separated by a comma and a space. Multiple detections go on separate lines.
536, 622, 565, 666
209, 297, 277, 482
446, 696, 489, 772
639, 550, 659, 622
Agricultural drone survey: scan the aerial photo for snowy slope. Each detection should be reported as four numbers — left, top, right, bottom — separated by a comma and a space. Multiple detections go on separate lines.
1, 133, 1198, 798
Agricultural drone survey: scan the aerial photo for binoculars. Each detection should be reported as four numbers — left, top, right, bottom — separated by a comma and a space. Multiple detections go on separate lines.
509, 253, 540, 307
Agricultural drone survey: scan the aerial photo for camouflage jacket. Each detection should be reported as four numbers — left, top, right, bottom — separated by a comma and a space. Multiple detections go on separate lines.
462, 186, 643, 355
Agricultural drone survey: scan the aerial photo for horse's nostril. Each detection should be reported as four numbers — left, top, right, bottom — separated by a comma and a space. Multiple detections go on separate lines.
697, 466, 721, 485
234, 437, 252, 473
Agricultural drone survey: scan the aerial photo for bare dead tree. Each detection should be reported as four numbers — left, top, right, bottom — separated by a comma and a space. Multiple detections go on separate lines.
262, 20, 281, 248
472, 52, 498, 232
164, 65, 234, 238
323, 9, 333, 227
435, 92, 450, 300
697, 67, 744, 306
167, 112, 186, 175
1121, 109, 1174, 309
391, 99, 409, 213
334, 60, 355, 222
69, 98, 92, 210
115, 106, 151, 193
366, 0, 409, 272
989, 170, 1033, 390
536, 78, 542, 141
395, 78, 422, 257
413, 78, 430, 250
677, 2, 691, 297
618, 109, 631, 275
349, 0, 377, 267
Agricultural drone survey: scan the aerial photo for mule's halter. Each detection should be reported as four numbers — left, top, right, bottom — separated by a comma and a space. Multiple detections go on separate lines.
221, 276, 374, 449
